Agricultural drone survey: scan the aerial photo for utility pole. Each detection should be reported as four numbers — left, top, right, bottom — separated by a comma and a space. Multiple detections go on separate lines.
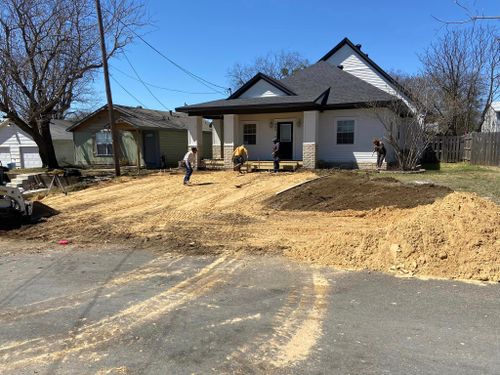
94, 0, 121, 177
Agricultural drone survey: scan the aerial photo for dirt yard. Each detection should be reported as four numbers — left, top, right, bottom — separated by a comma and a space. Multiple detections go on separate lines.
4, 170, 499, 282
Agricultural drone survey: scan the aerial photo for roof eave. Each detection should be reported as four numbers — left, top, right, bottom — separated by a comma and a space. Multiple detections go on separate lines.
177, 102, 318, 116
176, 99, 399, 116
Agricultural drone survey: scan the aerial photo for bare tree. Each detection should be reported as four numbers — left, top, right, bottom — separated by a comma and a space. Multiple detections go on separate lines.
420, 26, 499, 134
369, 77, 437, 170
434, 0, 500, 24
0, 0, 144, 168
227, 50, 309, 91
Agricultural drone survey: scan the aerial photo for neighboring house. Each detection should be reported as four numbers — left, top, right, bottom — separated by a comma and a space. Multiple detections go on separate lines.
68, 105, 212, 168
481, 102, 500, 132
0, 119, 74, 168
176, 37, 411, 169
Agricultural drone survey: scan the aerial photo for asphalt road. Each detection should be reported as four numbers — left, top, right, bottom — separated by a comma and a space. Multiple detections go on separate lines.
0, 246, 498, 375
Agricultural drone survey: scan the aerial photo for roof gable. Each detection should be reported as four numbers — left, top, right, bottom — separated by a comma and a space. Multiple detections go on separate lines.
319, 37, 405, 96
228, 73, 296, 99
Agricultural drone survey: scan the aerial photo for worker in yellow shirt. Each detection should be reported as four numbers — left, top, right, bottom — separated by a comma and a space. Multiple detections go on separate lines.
232, 144, 248, 174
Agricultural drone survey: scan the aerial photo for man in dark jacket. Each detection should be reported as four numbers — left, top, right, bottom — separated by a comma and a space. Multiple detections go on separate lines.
372, 139, 386, 170
272, 138, 280, 173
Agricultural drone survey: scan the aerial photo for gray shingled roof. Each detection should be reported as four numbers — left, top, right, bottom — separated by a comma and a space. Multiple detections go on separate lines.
68, 105, 211, 132
114, 105, 191, 130
281, 61, 395, 104
176, 61, 397, 115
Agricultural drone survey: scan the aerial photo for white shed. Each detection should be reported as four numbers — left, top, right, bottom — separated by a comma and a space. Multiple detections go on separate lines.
0, 119, 75, 169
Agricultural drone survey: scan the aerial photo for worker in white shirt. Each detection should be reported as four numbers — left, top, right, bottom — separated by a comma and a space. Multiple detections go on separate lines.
183, 147, 197, 185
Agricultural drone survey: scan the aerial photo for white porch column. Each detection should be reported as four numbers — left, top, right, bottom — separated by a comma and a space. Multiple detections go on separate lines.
212, 119, 223, 159
187, 116, 203, 169
223, 114, 238, 168
303, 110, 319, 169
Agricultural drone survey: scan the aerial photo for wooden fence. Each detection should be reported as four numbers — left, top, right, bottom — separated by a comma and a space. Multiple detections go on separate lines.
425, 132, 500, 166
463, 132, 500, 166
427, 136, 464, 163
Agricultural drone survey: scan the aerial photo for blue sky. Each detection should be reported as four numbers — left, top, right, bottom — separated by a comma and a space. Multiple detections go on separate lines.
93, 0, 499, 112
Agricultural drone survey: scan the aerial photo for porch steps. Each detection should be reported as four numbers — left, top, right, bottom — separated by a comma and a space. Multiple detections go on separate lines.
202, 159, 386, 171
243, 161, 302, 172
202, 159, 302, 172
202, 159, 225, 170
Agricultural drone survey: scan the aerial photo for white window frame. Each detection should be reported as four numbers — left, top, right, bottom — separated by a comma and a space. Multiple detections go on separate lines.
95, 129, 113, 156
335, 118, 356, 145
242, 123, 257, 145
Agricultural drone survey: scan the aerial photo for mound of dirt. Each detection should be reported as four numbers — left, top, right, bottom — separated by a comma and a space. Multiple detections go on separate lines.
285, 192, 500, 282
268, 173, 452, 211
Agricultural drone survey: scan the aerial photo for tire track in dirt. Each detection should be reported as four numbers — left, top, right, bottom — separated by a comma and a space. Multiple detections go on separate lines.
0, 255, 242, 372
0, 255, 185, 323
18, 172, 316, 245
224, 270, 330, 372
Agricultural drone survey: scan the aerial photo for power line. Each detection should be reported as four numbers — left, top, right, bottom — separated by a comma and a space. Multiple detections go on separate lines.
110, 65, 219, 95
123, 54, 171, 111
110, 74, 147, 108
136, 34, 228, 94
116, 19, 229, 95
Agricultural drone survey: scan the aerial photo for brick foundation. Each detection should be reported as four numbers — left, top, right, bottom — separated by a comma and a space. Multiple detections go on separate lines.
212, 145, 222, 159
302, 143, 317, 169
223, 145, 235, 168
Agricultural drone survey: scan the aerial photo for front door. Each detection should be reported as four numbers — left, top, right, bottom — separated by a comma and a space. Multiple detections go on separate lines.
277, 122, 293, 159
143, 131, 159, 168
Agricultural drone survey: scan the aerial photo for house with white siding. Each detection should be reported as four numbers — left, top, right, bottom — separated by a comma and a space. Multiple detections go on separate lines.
481, 102, 500, 132
176, 37, 412, 169
0, 119, 74, 169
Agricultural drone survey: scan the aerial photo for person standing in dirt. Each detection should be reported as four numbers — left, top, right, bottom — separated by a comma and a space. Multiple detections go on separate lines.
183, 147, 197, 185
272, 138, 280, 173
372, 139, 386, 170
232, 144, 248, 174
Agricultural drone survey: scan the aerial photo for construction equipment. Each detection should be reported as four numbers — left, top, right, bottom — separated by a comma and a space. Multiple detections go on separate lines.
0, 185, 33, 221
0, 163, 56, 223
0, 163, 33, 225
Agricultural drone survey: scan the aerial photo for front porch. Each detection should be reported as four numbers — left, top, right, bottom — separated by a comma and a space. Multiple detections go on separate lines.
186, 111, 320, 169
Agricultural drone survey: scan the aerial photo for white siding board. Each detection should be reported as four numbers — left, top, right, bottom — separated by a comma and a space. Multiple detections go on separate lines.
1, 124, 74, 168
0, 147, 11, 166
235, 112, 304, 160
20, 147, 42, 168
238, 79, 287, 98
0, 126, 38, 168
325, 44, 398, 96
317, 109, 393, 164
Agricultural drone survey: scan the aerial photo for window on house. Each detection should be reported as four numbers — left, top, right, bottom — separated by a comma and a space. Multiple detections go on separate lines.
336, 120, 355, 144
95, 130, 113, 156
243, 123, 256, 145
